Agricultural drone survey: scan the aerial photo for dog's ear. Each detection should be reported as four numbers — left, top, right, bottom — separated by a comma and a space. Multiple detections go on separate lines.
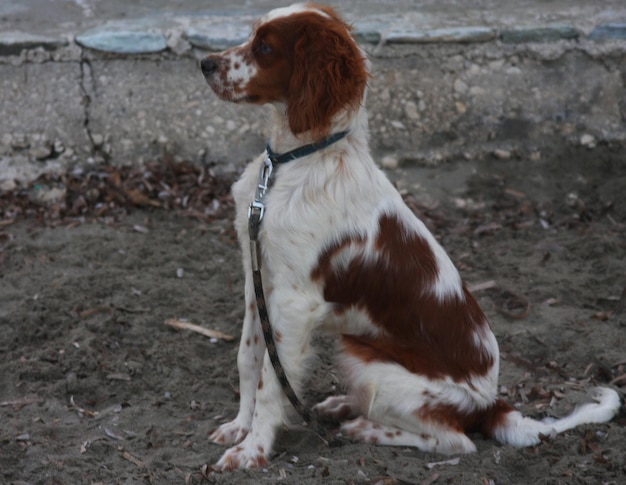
287, 18, 368, 139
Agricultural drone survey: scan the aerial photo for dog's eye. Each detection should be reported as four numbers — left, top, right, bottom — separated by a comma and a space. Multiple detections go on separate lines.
256, 41, 272, 55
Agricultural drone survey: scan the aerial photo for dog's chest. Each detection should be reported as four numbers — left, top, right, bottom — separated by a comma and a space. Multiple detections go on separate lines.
232, 158, 329, 274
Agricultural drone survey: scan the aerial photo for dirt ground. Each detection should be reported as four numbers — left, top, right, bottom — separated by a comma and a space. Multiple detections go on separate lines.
1, 145, 625, 484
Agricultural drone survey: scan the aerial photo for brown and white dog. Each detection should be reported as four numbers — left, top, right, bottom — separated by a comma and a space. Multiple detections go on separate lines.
200, 3, 620, 471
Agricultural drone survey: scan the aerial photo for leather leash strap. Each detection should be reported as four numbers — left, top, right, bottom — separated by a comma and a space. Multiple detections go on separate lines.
247, 132, 348, 444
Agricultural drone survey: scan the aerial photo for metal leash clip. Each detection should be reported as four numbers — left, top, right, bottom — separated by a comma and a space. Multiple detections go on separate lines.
248, 153, 274, 271
248, 153, 274, 224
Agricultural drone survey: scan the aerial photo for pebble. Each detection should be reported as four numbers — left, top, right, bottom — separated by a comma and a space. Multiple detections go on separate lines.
31, 145, 52, 160
404, 101, 419, 121
453, 79, 468, 94
493, 149, 511, 160
29, 185, 67, 206
10, 134, 29, 150
166, 29, 191, 56
1, 134, 13, 147
469, 86, 486, 96
381, 155, 399, 169
580, 133, 596, 148
505, 66, 522, 76
0, 179, 17, 191
91, 134, 104, 147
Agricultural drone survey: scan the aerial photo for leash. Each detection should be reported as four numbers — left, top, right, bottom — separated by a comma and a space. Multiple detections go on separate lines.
247, 131, 348, 444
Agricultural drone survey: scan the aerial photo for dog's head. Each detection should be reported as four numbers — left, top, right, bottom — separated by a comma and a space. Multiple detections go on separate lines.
200, 3, 368, 138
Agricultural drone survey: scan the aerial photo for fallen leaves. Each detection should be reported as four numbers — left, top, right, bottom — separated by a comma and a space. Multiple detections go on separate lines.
0, 158, 236, 225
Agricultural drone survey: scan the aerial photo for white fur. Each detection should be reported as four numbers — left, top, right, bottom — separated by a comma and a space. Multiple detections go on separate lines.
261, 2, 332, 24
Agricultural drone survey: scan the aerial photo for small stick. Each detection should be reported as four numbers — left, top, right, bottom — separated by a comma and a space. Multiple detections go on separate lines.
68, 396, 99, 417
609, 374, 626, 386
0, 397, 43, 410
165, 319, 234, 341
122, 451, 146, 468
467, 280, 496, 293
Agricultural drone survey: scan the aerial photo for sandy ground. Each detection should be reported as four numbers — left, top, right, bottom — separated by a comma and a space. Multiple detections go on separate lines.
1, 147, 625, 484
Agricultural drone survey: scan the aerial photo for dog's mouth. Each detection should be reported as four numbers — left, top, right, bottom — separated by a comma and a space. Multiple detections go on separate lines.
203, 79, 260, 105
202, 75, 243, 101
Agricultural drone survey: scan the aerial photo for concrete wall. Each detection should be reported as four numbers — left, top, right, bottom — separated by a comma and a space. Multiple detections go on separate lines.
1, 39, 625, 184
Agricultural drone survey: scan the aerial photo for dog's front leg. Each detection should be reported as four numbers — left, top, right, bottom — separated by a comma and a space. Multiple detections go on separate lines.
213, 352, 285, 470
210, 272, 265, 446
213, 290, 316, 470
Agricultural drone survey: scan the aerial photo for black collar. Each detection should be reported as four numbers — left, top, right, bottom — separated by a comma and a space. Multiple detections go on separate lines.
265, 131, 349, 165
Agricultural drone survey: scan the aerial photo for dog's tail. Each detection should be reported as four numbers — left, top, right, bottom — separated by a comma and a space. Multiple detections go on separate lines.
482, 387, 620, 447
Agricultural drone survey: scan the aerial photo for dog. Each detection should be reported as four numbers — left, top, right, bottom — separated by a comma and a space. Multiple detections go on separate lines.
200, 3, 620, 471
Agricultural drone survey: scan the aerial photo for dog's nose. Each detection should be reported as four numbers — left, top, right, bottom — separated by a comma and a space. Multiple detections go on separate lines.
200, 57, 219, 76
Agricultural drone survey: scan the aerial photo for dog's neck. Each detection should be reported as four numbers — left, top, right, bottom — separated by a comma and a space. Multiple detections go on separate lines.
268, 99, 369, 155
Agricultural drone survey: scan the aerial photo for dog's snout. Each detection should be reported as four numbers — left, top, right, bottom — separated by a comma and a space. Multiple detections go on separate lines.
200, 57, 219, 76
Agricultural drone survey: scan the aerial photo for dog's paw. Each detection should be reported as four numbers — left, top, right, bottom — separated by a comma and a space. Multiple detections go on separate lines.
210, 419, 249, 446
213, 441, 269, 471
314, 395, 360, 420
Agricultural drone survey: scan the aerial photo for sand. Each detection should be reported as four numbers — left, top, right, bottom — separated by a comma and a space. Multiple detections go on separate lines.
1, 147, 624, 484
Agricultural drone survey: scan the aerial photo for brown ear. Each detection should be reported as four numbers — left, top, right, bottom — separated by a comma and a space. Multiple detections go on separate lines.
287, 16, 368, 139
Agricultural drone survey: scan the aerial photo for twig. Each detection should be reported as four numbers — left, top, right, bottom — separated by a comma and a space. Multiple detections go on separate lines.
421, 474, 441, 485
467, 280, 496, 293
68, 395, 99, 417
0, 397, 43, 410
122, 450, 146, 468
426, 457, 460, 469
165, 318, 234, 341
609, 374, 626, 386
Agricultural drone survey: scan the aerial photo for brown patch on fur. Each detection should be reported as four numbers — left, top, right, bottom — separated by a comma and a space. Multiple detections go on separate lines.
415, 399, 514, 437
314, 213, 494, 381
284, 11, 368, 137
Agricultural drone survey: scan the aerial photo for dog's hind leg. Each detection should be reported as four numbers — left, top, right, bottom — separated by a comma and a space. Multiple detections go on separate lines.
340, 416, 476, 454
